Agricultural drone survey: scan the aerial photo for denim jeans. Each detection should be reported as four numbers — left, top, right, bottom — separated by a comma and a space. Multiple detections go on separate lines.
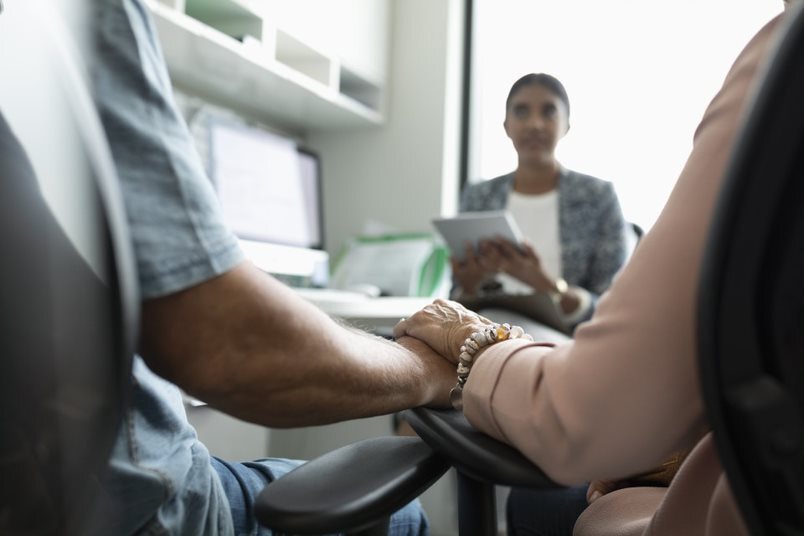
211, 457, 430, 536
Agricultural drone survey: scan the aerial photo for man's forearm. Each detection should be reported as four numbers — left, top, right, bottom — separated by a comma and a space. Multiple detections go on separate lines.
208, 328, 453, 427
140, 261, 454, 427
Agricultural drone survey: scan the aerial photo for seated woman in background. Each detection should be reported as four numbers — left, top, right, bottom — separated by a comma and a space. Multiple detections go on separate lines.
453, 73, 629, 341
396, 6, 789, 534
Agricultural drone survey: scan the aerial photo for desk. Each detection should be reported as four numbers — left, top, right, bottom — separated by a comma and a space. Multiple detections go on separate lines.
294, 288, 434, 333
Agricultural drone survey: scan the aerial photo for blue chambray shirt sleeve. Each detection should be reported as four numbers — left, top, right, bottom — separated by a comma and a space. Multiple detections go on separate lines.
93, 0, 243, 299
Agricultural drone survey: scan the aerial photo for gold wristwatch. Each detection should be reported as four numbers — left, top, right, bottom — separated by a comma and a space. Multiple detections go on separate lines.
549, 277, 569, 305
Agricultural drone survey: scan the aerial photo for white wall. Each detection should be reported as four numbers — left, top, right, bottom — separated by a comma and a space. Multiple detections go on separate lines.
310, 0, 465, 256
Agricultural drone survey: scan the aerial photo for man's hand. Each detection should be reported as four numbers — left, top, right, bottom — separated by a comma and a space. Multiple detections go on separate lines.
393, 299, 493, 363
394, 335, 455, 407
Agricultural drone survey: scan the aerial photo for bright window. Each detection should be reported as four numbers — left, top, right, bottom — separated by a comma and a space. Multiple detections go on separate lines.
468, 0, 784, 229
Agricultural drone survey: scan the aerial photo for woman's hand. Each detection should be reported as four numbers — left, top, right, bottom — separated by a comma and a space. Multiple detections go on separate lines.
451, 241, 498, 295
586, 480, 619, 504
586, 449, 692, 503
393, 299, 494, 363
492, 238, 555, 293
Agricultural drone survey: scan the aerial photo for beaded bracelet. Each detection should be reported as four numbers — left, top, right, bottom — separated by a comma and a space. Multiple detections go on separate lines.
449, 322, 532, 410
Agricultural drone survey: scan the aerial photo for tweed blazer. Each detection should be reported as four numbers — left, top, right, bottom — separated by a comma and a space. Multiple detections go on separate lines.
460, 169, 627, 297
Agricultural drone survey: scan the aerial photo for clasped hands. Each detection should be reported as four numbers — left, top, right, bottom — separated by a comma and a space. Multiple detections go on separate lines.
393, 298, 493, 366
393, 299, 688, 506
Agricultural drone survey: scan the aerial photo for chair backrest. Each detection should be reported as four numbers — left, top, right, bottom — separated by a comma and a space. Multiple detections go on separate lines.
697, 3, 804, 534
629, 222, 645, 242
0, 2, 139, 534
404, 407, 558, 535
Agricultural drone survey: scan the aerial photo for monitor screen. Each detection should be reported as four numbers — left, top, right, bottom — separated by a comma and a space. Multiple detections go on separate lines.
208, 118, 323, 250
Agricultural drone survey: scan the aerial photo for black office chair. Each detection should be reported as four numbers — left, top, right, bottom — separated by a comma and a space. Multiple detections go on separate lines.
629, 222, 644, 242
254, 409, 558, 536
696, 2, 804, 533
403, 408, 560, 535
254, 436, 451, 535
0, 3, 139, 535
255, 5, 804, 536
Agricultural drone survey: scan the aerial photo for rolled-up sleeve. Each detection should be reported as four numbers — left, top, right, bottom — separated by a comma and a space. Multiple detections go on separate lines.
94, 0, 243, 299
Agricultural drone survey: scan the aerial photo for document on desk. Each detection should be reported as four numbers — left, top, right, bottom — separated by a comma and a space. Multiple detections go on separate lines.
330, 234, 446, 297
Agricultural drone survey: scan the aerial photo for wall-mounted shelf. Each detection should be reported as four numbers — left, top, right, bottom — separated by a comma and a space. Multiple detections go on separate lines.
146, 0, 384, 134
340, 65, 382, 111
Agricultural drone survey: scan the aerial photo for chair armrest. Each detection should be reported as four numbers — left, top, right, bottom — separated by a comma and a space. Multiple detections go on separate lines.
254, 436, 449, 534
404, 407, 560, 489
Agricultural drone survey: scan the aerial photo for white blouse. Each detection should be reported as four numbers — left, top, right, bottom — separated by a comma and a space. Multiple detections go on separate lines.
499, 188, 562, 295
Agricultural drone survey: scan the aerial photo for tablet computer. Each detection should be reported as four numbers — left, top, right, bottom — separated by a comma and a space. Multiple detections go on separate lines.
432, 210, 525, 261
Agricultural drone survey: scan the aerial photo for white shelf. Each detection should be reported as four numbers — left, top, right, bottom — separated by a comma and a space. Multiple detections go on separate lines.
146, 0, 384, 133
275, 29, 335, 87
340, 65, 382, 111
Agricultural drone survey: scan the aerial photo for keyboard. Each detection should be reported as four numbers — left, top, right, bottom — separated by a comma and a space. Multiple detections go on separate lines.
293, 287, 372, 303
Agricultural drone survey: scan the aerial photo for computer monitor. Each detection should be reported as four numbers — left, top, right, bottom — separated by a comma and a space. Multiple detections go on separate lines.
206, 116, 328, 286
208, 117, 324, 250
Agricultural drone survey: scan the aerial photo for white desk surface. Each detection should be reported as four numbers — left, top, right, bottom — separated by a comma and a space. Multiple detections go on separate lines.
293, 288, 434, 331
